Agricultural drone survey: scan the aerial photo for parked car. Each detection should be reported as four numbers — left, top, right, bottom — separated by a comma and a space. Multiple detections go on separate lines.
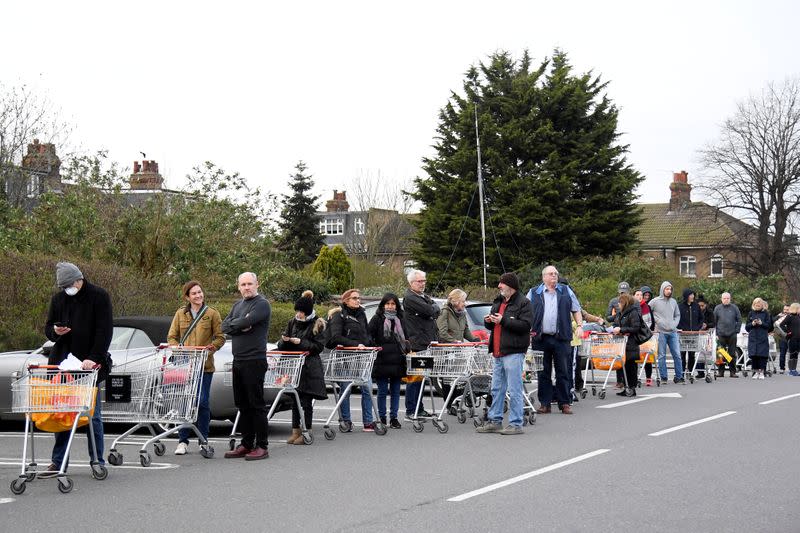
362, 298, 491, 341
0, 316, 282, 423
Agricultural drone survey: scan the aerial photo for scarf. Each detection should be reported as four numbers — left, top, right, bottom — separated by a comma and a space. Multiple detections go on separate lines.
383, 312, 406, 343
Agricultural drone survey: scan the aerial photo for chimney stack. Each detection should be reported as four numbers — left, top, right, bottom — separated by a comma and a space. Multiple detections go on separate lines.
325, 190, 349, 212
669, 170, 691, 211
129, 159, 164, 190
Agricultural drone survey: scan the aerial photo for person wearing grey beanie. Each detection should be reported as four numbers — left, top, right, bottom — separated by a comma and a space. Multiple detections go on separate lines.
56, 262, 83, 289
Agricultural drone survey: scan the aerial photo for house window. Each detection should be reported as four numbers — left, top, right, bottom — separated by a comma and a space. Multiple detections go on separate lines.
354, 217, 365, 235
26, 174, 41, 198
680, 255, 697, 277
320, 217, 343, 235
710, 254, 723, 278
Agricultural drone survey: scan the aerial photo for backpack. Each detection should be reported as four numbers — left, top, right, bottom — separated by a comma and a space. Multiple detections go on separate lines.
633, 310, 653, 345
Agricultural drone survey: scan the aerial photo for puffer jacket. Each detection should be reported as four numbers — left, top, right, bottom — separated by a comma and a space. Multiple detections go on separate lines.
326, 305, 371, 348
678, 288, 703, 331
368, 312, 409, 379
616, 304, 643, 357
277, 316, 327, 400
745, 309, 773, 357
167, 306, 226, 373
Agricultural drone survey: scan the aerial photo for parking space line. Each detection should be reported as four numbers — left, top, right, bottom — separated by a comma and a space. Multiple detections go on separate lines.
759, 393, 800, 405
648, 411, 736, 437
0, 498, 15, 504
0, 459, 178, 470
447, 449, 610, 502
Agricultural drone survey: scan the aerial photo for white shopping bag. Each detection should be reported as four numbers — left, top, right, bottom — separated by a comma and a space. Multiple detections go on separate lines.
58, 353, 83, 370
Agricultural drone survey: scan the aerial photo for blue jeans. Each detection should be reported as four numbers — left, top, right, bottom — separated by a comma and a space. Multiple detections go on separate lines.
405, 380, 423, 414
487, 353, 524, 427
52, 388, 104, 466
376, 377, 401, 419
658, 331, 684, 380
535, 335, 572, 406
178, 371, 213, 444
337, 381, 373, 424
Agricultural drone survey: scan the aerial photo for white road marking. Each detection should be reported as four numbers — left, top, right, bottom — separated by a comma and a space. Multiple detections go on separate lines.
648, 411, 736, 437
0, 459, 178, 470
447, 449, 610, 502
0, 498, 15, 504
759, 393, 800, 405
596, 392, 682, 409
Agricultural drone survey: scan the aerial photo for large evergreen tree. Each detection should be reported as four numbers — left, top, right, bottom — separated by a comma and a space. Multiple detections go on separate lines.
412, 50, 643, 286
276, 161, 324, 269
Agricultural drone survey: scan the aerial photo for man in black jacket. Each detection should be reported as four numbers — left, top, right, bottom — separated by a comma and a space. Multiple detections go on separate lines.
475, 273, 533, 435
222, 272, 271, 460
44, 262, 113, 473
678, 288, 703, 378
403, 269, 439, 419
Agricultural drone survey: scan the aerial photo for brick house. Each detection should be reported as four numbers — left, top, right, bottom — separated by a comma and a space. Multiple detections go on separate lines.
637, 171, 756, 279
317, 190, 415, 268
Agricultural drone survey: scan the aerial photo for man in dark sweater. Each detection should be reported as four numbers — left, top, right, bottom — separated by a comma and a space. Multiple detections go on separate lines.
44, 262, 113, 473
222, 272, 272, 460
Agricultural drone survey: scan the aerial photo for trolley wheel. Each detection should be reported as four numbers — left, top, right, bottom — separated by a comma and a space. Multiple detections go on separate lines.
57, 477, 74, 494
107, 450, 123, 466
467, 406, 475, 418
743, 371, 749, 377
522, 416, 528, 426
413, 421, 424, 433
637, 379, 642, 388
592, 387, 597, 396
25, 472, 35, 482
91, 464, 108, 480
473, 418, 482, 428
598, 390, 606, 400
139, 452, 152, 467
153, 442, 166, 456
705, 375, 713, 383
580, 389, 587, 399
656, 380, 661, 387
447, 406, 457, 417
434, 420, 448, 434
689, 376, 695, 384
457, 411, 467, 424
10, 478, 26, 495
374, 423, 388, 436
302, 432, 314, 445
228, 438, 236, 451
529, 413, 537, 425
324, 428, 336, 441
339, 420, 353, 433
200, 445, 215, 459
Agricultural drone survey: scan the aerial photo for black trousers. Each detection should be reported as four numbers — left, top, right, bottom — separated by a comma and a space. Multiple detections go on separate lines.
232, 359, 269, 449
717, 335, 738, 376
624, 354, 638, 388
291, 392, 314, 430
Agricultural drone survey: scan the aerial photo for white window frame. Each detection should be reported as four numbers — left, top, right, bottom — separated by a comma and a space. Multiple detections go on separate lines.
354, 216, 365, 236
680, 255, 697, 278
709, 254, 724, 278
320, 217, 343, 235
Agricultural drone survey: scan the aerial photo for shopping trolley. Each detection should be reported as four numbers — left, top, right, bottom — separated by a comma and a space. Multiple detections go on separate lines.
635, 332, 660, 387
321, 346, 386, 439
679, 330, 716, 383
225, 351, 313, 449
581, 333, 628, 399
426, 342, 482, 433
737, 334, 779, 377
105, 345, 209, 467
454, 343, 494, 427
521, 349, 543, 425
10, 365, 105, 495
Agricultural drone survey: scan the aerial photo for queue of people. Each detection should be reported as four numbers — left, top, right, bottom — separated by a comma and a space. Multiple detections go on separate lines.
41, 261, 796, 471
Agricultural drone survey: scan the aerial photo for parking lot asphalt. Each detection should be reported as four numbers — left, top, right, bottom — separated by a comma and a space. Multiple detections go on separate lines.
1, 374, 799, 533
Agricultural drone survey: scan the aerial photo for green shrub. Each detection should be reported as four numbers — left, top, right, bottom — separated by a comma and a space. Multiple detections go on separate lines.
310, 245, 353, 293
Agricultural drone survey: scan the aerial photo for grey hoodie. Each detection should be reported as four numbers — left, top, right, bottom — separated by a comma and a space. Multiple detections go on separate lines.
648, 281, 680, 333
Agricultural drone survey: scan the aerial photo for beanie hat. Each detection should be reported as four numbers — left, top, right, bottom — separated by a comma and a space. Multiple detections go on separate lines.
498, 272, 520, 291
56, 262, 83, 288
294, 290, 314, 316
640, 285, 652, 295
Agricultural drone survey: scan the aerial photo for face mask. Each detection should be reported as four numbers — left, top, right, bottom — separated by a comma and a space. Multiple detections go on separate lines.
65, 287, 79, 296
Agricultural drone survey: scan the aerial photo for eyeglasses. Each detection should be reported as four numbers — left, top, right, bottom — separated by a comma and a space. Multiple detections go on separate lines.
349, 296, 361, 301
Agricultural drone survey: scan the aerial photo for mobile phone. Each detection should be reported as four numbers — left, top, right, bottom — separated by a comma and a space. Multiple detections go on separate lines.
54, 322, 68, 327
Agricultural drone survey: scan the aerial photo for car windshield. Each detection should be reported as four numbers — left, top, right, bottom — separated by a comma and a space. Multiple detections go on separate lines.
465, 305, 491, 332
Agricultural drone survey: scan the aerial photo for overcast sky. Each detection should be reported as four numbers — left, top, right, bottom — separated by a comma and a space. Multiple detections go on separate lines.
3, 0, 799, 209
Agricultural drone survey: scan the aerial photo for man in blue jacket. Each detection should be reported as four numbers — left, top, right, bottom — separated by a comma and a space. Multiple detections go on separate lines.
529, 265, 583, 415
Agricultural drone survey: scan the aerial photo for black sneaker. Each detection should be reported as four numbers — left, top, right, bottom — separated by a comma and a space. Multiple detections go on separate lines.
389, 418, 402, 429
674, 377, 685, 384
380, 416, 387, 425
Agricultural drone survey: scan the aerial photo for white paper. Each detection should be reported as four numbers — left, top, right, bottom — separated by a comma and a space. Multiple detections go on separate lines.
58, 353, 83, 370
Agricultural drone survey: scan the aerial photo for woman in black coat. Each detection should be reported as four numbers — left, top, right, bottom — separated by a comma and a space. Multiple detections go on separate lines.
783, 302, 800, 376
745, 297, 773, 380
368, 293, 410, 429
613, 293, 642, 397
277, 290, 328, 444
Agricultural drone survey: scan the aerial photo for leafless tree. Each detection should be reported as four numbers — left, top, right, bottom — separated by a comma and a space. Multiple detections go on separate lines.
0, 83, 71, 205
699, 78, 800, 278
345, 170, 416, 266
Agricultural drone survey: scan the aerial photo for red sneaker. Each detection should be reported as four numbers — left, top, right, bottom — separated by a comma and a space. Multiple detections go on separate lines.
646, 378, 653, 387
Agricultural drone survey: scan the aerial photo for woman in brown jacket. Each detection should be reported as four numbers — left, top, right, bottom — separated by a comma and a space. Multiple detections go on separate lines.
167, 280, 225, 455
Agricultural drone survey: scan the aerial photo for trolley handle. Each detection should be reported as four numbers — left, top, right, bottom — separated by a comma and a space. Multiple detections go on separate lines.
266, 351, 309, 356
158, 344, 211, 350
332, 345, 383, 351
428, 342, 487, 347
27, 363, 100, 370
676, 330, 704, 334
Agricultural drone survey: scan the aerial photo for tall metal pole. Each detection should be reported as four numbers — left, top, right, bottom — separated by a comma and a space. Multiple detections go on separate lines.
474, 101, 488, 289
